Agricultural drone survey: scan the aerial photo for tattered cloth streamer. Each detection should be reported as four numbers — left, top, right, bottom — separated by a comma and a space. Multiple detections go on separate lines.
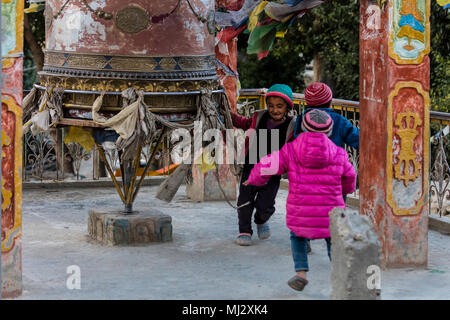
22, 86, 38, 123
184, 90, 247, 209
215, 0, 260, 28
91, 87, 232, 162
155, 88, 233, 202
23, 86, 64, 135
215, 0, 326, 59
184, 88, 239, 185
92, 88, 157, 161
198, 88, 227, 132
217, 90, 241, 177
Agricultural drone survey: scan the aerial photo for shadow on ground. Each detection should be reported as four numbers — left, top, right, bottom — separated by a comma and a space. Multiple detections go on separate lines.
16, 186, 450, 300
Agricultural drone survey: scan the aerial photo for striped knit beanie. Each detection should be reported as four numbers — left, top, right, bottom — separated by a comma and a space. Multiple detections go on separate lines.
265, 84, 294, 109
304, 82, 333, 106
301, 109, 333, 137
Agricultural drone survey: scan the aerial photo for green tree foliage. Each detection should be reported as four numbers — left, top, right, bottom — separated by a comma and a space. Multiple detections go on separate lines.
238, 0, 360, 100
23, 10, 45, 90
238, 0, 448, 109
296, 0, 360, 100
23, 42, 39, 90
237, 31, 309, 92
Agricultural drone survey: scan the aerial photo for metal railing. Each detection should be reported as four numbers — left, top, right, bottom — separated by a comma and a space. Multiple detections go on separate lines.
238, 89, 361, 189
21, 89, 450, 216
237, 89, 450, 217
22, 128, 172, 182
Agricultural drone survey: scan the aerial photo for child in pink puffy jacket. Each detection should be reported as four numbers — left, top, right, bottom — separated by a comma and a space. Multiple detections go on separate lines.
243, 109, 356, 291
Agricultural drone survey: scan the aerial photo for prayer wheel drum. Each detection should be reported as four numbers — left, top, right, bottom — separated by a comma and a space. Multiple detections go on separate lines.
39, 0, 219, 116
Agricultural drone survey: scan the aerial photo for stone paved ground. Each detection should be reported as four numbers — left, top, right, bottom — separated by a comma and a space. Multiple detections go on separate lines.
13, 185, 450, 300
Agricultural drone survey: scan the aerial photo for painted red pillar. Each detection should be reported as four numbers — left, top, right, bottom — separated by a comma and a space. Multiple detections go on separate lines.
1, 0, 24, 298
359, 0, 430, 268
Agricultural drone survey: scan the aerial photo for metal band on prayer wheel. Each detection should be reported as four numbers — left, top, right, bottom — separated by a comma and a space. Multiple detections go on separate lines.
39, 0, 218, 115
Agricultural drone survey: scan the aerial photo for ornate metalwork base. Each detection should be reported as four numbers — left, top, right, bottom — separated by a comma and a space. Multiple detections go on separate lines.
43, 51, 217, 80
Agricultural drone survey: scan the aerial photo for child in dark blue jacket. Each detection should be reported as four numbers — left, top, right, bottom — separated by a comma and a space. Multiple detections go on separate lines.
293, 82, 359, 150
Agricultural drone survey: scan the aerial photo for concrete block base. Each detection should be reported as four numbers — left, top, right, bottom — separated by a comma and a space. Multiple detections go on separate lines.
88, 209, 172, 246
329, 207, 381, 300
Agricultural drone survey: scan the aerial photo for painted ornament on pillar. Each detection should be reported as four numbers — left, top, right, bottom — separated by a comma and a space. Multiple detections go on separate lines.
390, 0, 430, 64
1, 0, 24, 68
1, 0, 18, 56
1, 96, 22, 253
393, 111, 421, 185
1, 0, 24, 298
436, 0, 450, 8
387, 82, 429, 216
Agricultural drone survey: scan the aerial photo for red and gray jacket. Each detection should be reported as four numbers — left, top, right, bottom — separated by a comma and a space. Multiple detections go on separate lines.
231, 110, 296, 163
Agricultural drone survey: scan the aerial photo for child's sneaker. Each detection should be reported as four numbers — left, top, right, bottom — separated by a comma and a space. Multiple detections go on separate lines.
287, 275, 309, 291
257, 223, 271, 240
235, 233, 252, 246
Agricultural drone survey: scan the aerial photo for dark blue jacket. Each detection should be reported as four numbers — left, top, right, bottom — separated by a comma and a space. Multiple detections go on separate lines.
293, 108, 359, 150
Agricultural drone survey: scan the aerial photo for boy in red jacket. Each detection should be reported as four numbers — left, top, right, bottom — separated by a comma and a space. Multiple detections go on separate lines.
231, 84, 296, 246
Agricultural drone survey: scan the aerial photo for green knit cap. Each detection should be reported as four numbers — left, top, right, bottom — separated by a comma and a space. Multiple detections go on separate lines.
265, 84, 294, 109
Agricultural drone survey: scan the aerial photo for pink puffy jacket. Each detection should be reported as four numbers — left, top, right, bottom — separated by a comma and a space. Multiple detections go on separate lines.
247, 132, 356, 239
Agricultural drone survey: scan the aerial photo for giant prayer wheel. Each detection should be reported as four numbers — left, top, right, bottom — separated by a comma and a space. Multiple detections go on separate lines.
25, 0, 232, 216
38, 0, 220, 118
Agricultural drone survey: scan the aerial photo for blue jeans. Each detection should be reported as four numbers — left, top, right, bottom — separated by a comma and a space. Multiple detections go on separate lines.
290, 231, 331, 272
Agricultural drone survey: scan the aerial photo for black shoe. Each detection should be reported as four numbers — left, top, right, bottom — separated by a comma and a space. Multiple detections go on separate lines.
306, 239, 312, 254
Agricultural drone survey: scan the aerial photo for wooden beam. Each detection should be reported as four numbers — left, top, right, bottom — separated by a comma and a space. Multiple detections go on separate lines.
55, 118, 105, 128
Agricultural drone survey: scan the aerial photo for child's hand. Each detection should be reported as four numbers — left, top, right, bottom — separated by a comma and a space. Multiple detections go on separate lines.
242, 180, 250, 186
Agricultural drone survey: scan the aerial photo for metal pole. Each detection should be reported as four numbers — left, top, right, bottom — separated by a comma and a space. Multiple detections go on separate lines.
123, 160, 133, 214
132, 128, 166, 203
33, 84, 225, 96
125, 143, 143, 213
